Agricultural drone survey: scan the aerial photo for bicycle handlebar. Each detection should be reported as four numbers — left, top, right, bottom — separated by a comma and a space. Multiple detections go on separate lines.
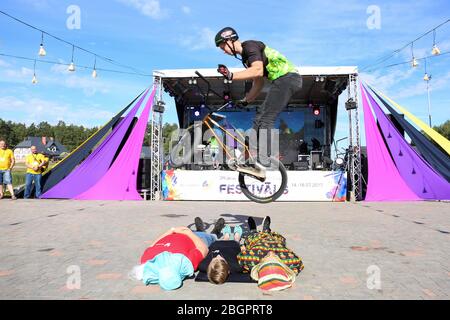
194, 70, 227, 100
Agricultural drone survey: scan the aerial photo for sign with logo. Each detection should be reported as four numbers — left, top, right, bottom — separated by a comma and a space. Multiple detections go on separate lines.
162, 170, 347, 202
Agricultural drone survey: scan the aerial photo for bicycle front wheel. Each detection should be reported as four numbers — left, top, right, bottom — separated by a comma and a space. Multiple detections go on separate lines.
238, 157, 288, 204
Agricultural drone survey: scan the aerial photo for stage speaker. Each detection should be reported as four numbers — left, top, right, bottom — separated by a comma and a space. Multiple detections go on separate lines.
137, 159, 151, 191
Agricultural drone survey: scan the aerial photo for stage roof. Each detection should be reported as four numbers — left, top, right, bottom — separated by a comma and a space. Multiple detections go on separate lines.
154, 66, 357, 106
154, 66, 358, 133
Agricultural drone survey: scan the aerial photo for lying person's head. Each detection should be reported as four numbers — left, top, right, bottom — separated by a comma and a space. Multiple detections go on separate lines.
250, 251, 296, 291
134, 251, 195, 290
207, 252, 230, 284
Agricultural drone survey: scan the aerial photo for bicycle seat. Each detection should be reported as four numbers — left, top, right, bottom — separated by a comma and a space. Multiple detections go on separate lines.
210, 112, 227, 121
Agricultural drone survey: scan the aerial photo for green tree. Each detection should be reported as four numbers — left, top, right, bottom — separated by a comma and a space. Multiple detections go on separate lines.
433, 120, 450, 140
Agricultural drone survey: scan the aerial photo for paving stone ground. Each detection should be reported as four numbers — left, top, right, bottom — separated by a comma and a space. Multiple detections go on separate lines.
0, 199, 449, 300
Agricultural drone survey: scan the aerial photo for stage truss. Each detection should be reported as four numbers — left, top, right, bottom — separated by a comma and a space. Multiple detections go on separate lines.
149, 76, 164, 201
347, 74, 363, 201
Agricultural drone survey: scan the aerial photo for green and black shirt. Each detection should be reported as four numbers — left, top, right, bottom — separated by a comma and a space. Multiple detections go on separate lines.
241, 40, 297, 81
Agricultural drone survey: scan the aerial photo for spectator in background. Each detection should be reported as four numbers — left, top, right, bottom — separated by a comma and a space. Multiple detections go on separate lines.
24, 146, 49, 199
0, 140, 17, 200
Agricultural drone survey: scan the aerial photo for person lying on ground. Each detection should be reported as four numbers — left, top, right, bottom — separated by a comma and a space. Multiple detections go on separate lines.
237, 216, 304, 291
194, 216, 244, 285
130, 219, 225, 291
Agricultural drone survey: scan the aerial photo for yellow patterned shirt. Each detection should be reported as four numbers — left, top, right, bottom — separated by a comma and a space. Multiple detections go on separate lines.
25, 153, 48, 174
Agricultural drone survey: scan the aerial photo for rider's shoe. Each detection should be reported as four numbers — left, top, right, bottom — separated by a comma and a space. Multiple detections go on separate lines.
211, 218, 225, 237
262, 216, 271, 232
236, 162, 266, 180
194, 217, 205, 232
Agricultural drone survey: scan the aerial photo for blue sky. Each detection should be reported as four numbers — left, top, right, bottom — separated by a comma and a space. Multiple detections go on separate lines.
0, 0, 449, 144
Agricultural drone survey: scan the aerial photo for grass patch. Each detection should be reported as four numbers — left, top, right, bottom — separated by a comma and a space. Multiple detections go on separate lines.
2, 162, 56, 196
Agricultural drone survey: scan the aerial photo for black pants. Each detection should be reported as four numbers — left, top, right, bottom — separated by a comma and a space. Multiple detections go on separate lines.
252, 72, 303, 163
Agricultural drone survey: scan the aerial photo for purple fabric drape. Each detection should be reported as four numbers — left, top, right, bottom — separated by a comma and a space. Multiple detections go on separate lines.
363, 85, 450, 200
361, 84, 420, 201
41, 89, 150, 199
75, 87, 156, 200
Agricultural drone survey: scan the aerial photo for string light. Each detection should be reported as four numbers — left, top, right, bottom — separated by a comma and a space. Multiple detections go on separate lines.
68, 45, 76, 72
32, 59, 38, 84
38, 32, 46, 57
361, 18, 449, 72
423, 58, 431, 81
0, 53, 153, 77
0, 10, 149, 76
411, 43, 419, 68
92, 56, 98, 78
432, 29, 441, 56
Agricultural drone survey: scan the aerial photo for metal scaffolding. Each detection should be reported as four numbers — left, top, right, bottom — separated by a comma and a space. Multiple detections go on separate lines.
149, 76, 164, 200
346, 73, 363, 201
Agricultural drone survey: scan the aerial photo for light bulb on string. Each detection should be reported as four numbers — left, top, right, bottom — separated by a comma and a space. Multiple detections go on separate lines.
431, 29, 441, 56
32, 60, 38, 84
423, 58, 431, 82
92, 56, 98, 78
68, 45, 76, 72
38, 32, 46, 57
411, 43, 419, 68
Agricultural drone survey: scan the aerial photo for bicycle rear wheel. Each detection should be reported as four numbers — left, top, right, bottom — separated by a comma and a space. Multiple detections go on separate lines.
238, 157, 288, 204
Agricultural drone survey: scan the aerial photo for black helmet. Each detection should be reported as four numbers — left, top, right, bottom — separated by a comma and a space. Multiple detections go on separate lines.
215, 27, 239, 47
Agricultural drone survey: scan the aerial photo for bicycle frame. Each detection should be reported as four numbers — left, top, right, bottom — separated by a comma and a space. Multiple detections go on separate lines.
190, 70, 257, 166
197, 108, 256, 166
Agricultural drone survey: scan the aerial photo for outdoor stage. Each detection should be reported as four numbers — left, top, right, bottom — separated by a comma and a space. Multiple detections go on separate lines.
152, 66, 362, 202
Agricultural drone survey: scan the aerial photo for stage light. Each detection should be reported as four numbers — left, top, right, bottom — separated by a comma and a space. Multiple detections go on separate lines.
154, 100, 165, 113
315, 76, 320, 82
345, 98, 357, 110
38, 32, 46, 57
320, 76, 325, 82
313, 106, 321, 116
423, 73, 431, 81
223, 91, 231, 101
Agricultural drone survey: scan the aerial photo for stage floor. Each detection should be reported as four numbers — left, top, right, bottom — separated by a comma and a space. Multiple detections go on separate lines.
0, 199, 449, 300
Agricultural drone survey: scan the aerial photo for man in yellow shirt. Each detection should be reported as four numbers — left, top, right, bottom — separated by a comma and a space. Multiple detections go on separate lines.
24, 145, 49, 199
0, 140, 17, 200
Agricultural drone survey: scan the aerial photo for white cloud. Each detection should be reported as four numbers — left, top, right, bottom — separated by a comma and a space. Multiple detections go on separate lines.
392, 71, 450, 99
0, 59, 11, 67
181, 6, 191, 14
360, 68, 416, 94
180, 27, 215, 51
116, 0, 167, 19
0, 96, 114, 127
